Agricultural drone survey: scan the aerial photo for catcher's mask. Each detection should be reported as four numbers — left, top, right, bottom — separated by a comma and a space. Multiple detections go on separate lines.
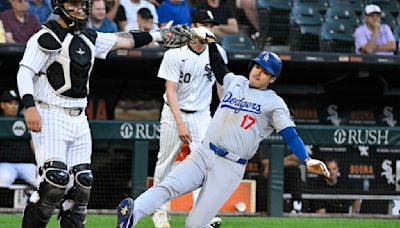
248, 51, 282, 77
52, 0, 91, 31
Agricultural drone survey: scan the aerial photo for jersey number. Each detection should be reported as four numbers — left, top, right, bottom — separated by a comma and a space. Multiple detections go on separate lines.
179, 72, 191, 83
240, 115, 256, 129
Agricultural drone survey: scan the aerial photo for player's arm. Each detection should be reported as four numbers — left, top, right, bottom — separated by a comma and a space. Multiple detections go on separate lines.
279, 127, 330, 177
112, 31, 159, 50
17, 65, 42, 132
165, 81, 192, 144
111, 22, 192, 50
207, 38, 230, 85
279, 127, 309, 162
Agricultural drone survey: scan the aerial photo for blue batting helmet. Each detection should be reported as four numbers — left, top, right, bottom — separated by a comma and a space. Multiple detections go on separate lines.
249, 51, 282, 77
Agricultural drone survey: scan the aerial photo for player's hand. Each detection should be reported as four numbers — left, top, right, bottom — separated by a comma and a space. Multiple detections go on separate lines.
191, 27, 216, 43
306, 158, 330, 178
177, 122, 192, 144
24, 107, 42, 132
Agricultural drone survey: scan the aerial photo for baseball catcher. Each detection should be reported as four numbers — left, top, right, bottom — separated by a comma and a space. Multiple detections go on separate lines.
17, 0, 193, 228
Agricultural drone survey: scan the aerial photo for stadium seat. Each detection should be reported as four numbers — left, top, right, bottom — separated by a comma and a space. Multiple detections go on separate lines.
328, 0, 364, 15
325, 7, 361, 29
293, 0, 329, 13
258, 0, 292, 45
319, 21, 355, 53
380, 11, 397, 30
289, 5, 323, 51
221, 34, 256, 51
257, 0, 292, 10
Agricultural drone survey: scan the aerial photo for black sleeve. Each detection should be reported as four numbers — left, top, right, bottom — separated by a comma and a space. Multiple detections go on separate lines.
130, 32, 152, 48
208, 42, 230, 85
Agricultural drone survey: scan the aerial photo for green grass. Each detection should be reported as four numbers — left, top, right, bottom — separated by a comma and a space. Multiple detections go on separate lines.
0, 214, 398, 228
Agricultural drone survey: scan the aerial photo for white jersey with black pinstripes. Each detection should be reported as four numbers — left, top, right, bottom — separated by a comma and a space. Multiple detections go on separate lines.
203, 73, 295, 160
157, 44, 228, 111
19, 28, 116, 108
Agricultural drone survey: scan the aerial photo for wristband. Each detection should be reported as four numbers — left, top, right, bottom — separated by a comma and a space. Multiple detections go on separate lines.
22, 94, 35, 109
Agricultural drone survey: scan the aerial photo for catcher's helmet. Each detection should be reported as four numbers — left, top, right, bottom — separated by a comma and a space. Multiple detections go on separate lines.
52, 0, 91, 31
248, 51, 282, 77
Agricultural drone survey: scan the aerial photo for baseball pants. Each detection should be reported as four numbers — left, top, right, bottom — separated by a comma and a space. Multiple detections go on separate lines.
131, 142, 246, 228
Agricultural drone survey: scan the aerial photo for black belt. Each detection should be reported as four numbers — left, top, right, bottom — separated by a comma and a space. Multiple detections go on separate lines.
165, 102, 197, 114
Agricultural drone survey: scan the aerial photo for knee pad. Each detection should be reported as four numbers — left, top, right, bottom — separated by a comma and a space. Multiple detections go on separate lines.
39, 161, 69, 204
41, 160, 70, 188
22, 161, 69, 227
59, 164, 92, 228
70, 163, 93, 205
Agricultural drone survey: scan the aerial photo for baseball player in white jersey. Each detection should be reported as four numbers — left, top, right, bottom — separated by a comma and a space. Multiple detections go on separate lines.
15, 0, 192, 227
116, 28, 331, 228
152, 10, 227, 228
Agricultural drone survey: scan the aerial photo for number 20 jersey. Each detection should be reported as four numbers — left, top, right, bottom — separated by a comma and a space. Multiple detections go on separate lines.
157, 44, 227, 112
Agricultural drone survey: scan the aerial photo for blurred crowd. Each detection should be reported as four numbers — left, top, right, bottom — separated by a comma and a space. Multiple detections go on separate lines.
0, 0, 398, 54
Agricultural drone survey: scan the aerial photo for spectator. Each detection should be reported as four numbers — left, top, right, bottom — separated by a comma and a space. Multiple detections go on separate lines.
237, 0, 259, 34
28, 0, 51, 24
309, 159, 361, 214
257, 144, 305, 213
0, 89, 38, 189
134, 7, 158, 47
120, 0, 158, 31
355, 4, 396, 55
105, 0, 127, 31
88, 0, 118, 33
198, 0, 238, 39
0, 0, 40, 43
157, 0, 194, 27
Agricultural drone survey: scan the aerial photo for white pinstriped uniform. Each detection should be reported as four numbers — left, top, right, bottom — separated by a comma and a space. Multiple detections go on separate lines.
19, 28, 116, 168
130, 73, 295, 227
153, 44, 228, 189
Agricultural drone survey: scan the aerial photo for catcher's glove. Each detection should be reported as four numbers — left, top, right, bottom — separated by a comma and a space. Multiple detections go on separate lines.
159, 23, 194, 48
306, 158, 330, 178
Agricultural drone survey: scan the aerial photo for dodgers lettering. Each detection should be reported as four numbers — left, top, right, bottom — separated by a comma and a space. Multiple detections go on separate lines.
221, 91, 261, 114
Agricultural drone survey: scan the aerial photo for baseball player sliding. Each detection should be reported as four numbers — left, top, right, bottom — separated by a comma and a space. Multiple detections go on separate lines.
152, 10, 226, 228
16, 0, 192, 227
116, 27, 330, 227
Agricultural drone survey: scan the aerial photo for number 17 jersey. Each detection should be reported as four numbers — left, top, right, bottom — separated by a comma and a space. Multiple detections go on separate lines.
204, 73, 295, 160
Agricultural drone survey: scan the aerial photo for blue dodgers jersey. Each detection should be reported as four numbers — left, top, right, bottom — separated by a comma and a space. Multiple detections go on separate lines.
204, 73, 295, 160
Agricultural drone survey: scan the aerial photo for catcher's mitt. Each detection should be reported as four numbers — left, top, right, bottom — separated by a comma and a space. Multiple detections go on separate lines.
306, 158, 330, 178
159, 24, 194, 48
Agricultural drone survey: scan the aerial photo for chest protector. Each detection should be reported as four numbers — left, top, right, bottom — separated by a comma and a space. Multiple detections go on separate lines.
38, 20, 97, 98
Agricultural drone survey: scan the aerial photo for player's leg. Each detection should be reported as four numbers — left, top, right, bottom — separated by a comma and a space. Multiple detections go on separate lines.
22, 160, 69, 228
59, 117, 92, 227
23, 108, 70, 228
187, 111, 222, 227
152, 106, 183, 227
187, 110, 211, 204
117, 147, 207, 228
186, 157, 246, 228
0, 163, 18, 187
153, 105, 183, 186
